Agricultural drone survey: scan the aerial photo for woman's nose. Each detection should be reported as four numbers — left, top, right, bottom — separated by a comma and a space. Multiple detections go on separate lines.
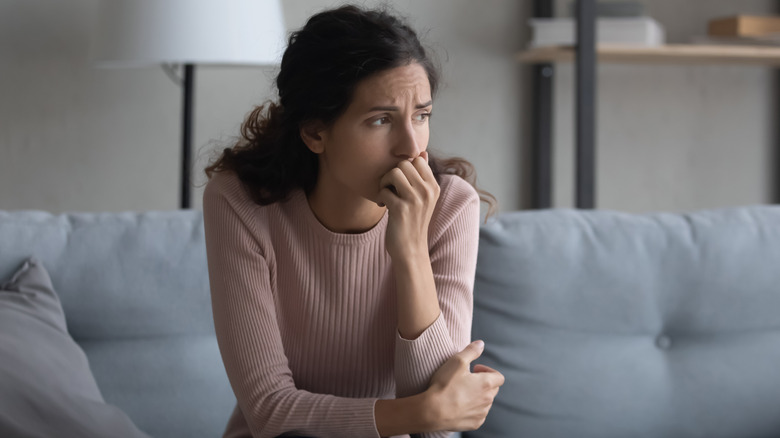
393, 122, 421, 160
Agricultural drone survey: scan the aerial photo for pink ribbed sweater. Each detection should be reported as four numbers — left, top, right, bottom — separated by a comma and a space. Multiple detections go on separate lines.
202, 170, 480, 438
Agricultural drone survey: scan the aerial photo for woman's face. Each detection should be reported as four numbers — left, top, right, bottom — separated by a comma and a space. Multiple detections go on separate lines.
313, 62, 433, 203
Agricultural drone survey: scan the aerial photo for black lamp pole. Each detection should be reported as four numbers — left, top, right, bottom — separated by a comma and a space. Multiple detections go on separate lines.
181, 64, 194, 209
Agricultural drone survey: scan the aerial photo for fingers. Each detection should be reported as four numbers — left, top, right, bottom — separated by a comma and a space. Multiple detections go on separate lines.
481, 369, 505, 387
468, 345, 506, 388
457, 340, 485, 363
410, 155, 436, 185
377, 169, 408, 210
378, 156, 438, 206
395, 157, 438, 199
376, 186, 397, 209
396, 160, 427, 191
380, 166, 415, 200
472, 364, 498, 374
472, 366, 506, 390
403, 154, 436, 186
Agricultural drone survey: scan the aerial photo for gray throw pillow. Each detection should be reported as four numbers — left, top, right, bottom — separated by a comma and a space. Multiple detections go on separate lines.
0, 258, 151, 438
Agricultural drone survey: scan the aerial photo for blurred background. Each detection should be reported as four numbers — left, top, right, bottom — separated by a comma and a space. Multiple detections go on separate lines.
0, 0, 776, 214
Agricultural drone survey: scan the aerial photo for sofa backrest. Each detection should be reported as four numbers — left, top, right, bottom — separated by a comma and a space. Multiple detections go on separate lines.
0, 211, 234, 438
467, 205, 780, 438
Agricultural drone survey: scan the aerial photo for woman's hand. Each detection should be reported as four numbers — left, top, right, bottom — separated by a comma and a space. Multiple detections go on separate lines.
424, 340, 505, 432
377, 150, 440, 260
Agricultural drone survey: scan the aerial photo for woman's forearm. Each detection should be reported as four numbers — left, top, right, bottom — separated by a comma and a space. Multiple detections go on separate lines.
392, 247, 441, 340
375, 390, 438, 436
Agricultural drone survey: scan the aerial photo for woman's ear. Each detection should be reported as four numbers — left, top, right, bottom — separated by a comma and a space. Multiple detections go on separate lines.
300, 121, 328, 154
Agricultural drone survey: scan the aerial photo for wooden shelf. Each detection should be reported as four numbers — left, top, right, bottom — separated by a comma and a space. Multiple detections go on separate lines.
517, 44, 780, 66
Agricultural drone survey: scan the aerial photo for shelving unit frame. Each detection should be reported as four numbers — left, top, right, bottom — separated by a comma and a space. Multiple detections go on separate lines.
523, 0, 780, 209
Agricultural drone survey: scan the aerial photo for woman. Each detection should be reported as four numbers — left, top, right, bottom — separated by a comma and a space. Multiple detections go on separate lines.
202, 5, 504, 438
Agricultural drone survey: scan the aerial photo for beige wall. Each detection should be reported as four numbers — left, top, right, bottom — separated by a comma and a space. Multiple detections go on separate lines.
0, 0, 776, 215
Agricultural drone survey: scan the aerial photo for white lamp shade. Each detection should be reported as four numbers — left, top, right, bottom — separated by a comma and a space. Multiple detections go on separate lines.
92, 0, 286, 67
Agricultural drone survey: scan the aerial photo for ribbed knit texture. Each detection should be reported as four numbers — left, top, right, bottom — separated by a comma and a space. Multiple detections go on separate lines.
202, 171, 480, 438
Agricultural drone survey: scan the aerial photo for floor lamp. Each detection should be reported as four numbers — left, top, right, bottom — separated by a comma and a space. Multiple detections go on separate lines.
91, 0, 286, 209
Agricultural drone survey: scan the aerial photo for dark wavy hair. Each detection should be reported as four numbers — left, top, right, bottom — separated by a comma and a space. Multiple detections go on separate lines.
205, 4, 496, 216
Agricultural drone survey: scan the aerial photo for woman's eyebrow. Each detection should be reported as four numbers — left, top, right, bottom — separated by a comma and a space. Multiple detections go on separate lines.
367, 100, 433, 112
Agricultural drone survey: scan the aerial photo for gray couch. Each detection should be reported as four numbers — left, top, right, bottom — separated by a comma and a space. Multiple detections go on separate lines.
2, 205, 779, 437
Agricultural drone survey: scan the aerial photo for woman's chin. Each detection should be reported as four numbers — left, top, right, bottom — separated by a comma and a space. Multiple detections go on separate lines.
366, 195, 383, 207
362, 191, 385, 208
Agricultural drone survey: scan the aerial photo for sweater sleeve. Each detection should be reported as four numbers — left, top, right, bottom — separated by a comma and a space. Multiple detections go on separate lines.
393, 176, 480, 438
203, 175, 381, 438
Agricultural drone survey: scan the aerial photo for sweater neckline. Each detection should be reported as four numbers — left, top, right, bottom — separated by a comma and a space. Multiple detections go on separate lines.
290, 189, 388, 245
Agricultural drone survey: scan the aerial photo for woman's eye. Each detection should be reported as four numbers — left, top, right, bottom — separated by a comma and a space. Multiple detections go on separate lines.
371, 116, 390, 126
415, 113, 432, 122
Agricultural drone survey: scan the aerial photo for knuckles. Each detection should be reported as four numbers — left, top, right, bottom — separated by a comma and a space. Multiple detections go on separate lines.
423, 185, 439, 201
383, 160, 440, 208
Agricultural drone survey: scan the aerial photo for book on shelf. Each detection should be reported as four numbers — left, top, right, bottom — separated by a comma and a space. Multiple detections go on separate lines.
528, 17, 665, 48
708, 15, 780, 38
